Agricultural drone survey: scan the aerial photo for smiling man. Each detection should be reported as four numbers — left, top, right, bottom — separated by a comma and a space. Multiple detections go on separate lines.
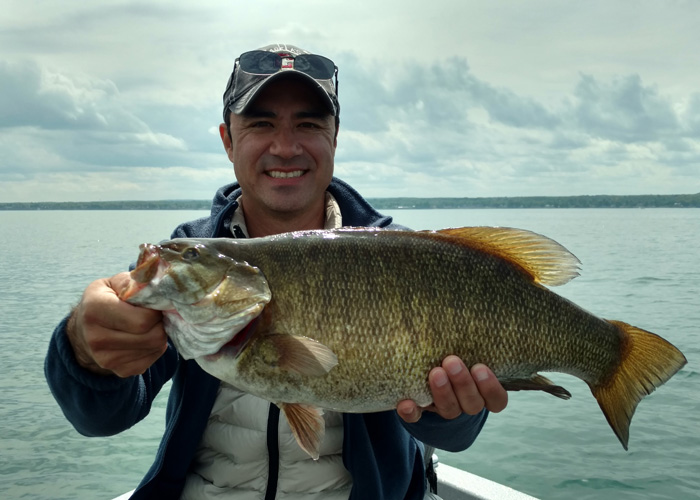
222, 76, 337, 237
45, 44, 507, 500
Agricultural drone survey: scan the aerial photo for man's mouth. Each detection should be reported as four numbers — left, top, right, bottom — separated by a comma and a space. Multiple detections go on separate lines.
266, 170, 305, 179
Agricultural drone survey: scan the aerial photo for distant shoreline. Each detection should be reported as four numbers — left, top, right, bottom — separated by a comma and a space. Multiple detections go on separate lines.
1, 193, 699, 210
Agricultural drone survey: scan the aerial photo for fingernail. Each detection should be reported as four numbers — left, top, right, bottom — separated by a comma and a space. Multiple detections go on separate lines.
433, 371, 449, 387
446, 360, 463, 376
473, 365, 489, 382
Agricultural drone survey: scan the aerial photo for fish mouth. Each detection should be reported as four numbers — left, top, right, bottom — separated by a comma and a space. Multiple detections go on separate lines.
134, 244, 162, 281
119, 244, 163, 300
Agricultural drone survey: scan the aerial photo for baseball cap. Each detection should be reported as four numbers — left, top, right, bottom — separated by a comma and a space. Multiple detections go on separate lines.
222, 43, 339, 120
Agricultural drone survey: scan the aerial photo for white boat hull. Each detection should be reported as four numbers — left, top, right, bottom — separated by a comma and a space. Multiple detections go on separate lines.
436, 463, 538, 500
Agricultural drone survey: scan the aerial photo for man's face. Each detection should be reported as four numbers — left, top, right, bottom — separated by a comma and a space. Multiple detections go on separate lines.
222, 77, 337, 222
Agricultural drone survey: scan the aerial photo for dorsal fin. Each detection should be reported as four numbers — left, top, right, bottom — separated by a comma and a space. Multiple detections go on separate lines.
434, 226, 581, 286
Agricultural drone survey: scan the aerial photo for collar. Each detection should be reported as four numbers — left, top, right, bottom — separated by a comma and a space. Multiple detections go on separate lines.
230, 192, 343, 238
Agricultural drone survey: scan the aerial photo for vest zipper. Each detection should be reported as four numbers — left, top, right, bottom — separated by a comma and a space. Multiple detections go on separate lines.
264, 404, 281, 500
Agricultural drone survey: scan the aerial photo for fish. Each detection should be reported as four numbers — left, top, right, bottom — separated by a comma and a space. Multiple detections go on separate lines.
119, 226, 687, 459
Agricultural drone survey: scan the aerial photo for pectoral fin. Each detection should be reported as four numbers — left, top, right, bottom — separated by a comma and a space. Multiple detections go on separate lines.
264, 334, 338, 377
500, 374, 572, 399
280, 403, 325, 460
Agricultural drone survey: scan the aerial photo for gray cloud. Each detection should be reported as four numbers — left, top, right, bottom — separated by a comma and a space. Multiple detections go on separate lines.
572, 73, 680, 143
1, 0, 698, 201
336, 60, 698, 198
683, 94, 700, 136
0, 60, 147, 132
0, 60, 217, 178
341, 55, 560, 136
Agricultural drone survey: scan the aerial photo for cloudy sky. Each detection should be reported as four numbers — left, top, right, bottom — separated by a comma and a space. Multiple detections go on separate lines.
1, 0, 698, 202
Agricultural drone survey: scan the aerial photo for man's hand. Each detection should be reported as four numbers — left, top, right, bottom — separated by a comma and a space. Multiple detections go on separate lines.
66, 272, 168, 378
397, 355, 508, 423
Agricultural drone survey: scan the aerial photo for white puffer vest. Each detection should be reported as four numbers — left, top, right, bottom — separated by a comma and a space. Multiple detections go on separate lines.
181, 383, 352, 500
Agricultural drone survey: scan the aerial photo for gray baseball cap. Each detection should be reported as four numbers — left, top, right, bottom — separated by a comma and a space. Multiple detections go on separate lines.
222, 43, 339, 120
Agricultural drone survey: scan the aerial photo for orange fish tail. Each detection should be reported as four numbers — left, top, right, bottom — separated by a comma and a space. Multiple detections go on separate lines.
591, 320, 686, 450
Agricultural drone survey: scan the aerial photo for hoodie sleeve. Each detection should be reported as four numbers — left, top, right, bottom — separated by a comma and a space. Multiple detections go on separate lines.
44, 315, 179, 437
400, 409, 489, 452
43, 194, 238, 438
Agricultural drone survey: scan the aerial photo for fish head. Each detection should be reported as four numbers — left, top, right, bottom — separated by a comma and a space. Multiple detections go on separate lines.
121, 240, 231, 307
120, 239, 272, 359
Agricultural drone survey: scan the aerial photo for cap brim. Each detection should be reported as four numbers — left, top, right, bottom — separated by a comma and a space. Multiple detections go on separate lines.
230, 71, 337, 116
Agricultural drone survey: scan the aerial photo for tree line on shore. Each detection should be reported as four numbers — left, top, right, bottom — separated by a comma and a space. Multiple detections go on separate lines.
369, 193, 700, 209
1, 193, 699, 211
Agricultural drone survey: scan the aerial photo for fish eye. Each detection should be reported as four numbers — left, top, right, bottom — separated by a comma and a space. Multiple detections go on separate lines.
182, 247, 200, 261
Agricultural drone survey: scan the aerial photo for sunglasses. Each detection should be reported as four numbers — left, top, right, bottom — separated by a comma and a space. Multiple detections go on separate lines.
236, 50, 338, 87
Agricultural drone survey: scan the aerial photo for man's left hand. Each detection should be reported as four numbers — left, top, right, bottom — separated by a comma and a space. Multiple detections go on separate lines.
397, 355, 508, 423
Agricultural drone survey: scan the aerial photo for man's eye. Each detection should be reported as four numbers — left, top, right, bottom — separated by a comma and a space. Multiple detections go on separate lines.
252, 121, 272, 128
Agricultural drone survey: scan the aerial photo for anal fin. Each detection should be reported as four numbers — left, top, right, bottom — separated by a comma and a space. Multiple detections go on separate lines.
500, 374, 572, 400
280, 403, 325, 460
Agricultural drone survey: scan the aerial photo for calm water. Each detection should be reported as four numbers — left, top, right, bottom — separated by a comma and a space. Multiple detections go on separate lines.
0, 208, 698, 499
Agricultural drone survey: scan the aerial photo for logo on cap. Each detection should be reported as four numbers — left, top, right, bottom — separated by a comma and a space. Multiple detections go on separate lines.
281, 57, 294, 70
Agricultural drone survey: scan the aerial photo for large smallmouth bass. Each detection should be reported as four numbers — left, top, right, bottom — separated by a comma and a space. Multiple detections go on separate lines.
120, 227, 687, 459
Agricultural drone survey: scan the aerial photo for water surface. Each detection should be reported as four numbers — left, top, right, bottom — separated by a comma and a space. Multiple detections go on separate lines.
1, 208, 697, 499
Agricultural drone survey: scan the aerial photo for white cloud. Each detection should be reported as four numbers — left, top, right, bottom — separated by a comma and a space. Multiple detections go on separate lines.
0, 60, 147, 132
0, 0, 698, 202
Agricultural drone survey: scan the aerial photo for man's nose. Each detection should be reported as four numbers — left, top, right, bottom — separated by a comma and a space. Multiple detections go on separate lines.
269, 128, 303, 158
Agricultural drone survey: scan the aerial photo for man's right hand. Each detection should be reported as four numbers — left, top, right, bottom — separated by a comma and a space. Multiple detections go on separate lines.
66, 272, 168, 377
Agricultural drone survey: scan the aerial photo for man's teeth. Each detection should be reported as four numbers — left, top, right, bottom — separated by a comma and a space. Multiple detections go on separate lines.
267, 170, 304, 179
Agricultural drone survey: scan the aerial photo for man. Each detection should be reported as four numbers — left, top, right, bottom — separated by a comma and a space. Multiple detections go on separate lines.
45, 44, 507, 499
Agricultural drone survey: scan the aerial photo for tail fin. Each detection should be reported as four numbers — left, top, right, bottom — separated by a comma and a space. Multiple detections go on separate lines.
591, 320, 687, 450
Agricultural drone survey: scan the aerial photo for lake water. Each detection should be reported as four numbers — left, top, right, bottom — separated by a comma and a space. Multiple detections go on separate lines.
1, 208, 698, 499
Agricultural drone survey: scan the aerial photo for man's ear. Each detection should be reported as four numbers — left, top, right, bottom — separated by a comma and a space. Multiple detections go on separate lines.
219, 123, 235, 162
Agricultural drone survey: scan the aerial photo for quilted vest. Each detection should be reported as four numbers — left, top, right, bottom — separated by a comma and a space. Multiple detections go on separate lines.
181, 383, 352, 500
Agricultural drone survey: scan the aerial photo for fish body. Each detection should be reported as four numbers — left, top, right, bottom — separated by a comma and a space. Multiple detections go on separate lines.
121, 227, 687, 458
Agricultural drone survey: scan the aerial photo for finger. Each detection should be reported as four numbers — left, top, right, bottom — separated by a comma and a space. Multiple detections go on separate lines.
396, 400, 423, 423
81, 275, 162, 334
83, 295, 162, 334
87, 322, 167, 353
102, 342, 169, 378
91, 328, 168, 375
428, 366, 463, 419
108, 271, 133, 296
441, 356, 487, 415
86, 322, 168, 376
471, 363, 508, 413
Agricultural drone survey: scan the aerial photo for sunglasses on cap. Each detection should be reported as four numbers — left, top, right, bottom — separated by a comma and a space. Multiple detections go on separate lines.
236, 50, 338, 92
